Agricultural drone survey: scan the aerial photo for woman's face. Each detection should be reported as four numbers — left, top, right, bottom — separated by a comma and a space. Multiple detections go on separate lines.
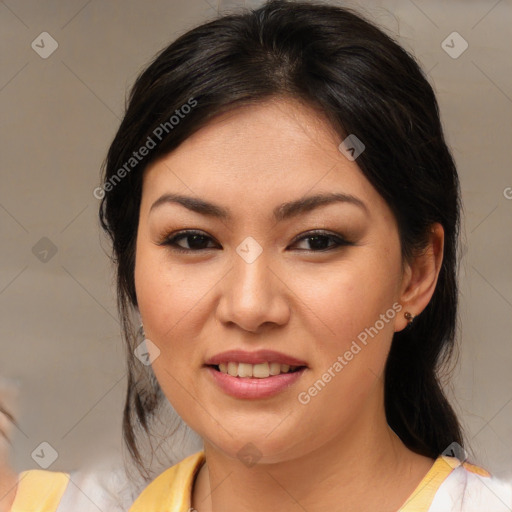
135, 97, 411, 463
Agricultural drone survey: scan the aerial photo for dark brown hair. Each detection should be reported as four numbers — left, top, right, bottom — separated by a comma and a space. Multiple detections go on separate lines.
99, 0, 464, 480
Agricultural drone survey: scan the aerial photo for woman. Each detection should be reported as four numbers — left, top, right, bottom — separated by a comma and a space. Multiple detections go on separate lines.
7, 1, 512, 510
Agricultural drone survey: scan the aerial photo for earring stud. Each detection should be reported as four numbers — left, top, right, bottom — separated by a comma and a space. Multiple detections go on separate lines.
404, 312, 415, 324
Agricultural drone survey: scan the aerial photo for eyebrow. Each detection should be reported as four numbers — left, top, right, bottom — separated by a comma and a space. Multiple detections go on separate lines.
149, 191, 368, 221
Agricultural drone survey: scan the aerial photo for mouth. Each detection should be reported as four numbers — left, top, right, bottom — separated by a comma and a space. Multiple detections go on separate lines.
207, 362, 306, 379
203, 350, 309, 398
204, 362, 307, 399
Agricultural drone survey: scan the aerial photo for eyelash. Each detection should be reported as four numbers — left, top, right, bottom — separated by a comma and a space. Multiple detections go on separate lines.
158, 229, 354, 253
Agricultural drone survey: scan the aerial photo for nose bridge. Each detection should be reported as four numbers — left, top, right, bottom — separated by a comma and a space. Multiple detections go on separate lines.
232, 241, 272, 310
217, 238, 289, 331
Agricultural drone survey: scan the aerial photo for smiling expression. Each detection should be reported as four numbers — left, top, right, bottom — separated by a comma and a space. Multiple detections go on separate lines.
134, 97, 409, 462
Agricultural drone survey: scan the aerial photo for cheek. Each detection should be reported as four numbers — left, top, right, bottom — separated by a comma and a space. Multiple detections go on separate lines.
134, 252, 199, 414
293, 262, 401, 435
134, 245, 214, 387
135, 242, 206, 334
304, 254, 401, 343
297, 248, 402, 410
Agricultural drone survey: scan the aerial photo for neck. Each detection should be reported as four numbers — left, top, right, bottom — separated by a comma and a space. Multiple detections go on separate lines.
192, 388, 434, 512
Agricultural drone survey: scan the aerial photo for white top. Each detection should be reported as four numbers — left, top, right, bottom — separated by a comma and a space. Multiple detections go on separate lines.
428, 462, 512, 511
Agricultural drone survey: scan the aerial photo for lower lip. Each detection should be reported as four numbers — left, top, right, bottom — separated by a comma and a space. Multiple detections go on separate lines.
205, 366, 307, 399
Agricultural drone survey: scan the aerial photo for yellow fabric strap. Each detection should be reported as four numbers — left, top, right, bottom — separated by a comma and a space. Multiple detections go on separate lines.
10, 470, 69, 512
129, 451, 205, 512
462, 460, 491, 477
399, 455, 460, 512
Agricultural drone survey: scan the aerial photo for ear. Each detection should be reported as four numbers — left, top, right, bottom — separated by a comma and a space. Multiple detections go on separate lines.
395, 223, 444, 332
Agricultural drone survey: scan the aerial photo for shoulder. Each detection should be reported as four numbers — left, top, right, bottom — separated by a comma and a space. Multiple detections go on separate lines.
7, 451, 205, 512
129, 450, 205, 511
8, 469, 70, 512
54, 463, 137, 511
429, 458, 512, 512
8, 463, 136, 512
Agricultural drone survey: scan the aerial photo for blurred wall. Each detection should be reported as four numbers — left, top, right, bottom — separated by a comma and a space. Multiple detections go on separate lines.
1, 0, 511, 478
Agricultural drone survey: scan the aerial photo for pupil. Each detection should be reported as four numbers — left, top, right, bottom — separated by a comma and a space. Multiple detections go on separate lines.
189, 234, 207, 249
309, 235, 329, 250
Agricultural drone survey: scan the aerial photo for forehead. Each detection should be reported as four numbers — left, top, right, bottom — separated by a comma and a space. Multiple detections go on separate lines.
140, 97, 387, 219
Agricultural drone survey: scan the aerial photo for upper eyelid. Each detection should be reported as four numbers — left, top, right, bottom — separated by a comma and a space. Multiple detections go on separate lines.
163, 229, 218, 244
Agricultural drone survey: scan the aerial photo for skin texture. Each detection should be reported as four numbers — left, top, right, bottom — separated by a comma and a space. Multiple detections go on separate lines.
135, 97, 444, 512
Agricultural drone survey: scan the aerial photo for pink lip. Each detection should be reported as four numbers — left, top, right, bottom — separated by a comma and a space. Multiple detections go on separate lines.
205, 366, 307, 399
204, 349, 308, 367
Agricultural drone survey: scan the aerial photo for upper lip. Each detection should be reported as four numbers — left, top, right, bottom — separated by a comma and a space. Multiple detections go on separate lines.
204, 349, 308, 367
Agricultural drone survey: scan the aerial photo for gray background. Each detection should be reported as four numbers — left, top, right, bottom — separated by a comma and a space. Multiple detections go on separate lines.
1, 0, 511, 479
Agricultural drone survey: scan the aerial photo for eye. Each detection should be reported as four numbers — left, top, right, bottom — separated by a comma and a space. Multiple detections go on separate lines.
159, 230, 219, 252
159, 229, 353, 254
289, 230, 353, 252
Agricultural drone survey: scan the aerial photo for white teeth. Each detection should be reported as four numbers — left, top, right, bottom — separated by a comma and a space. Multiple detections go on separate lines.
269, 362, 281, 375
238, 363, 253, 378
216, 362, 302, 378
227, 362, 238, 377
252, 362, 269, 378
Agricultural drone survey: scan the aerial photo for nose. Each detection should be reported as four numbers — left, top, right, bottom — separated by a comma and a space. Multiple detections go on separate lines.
215, 246, 290, 333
